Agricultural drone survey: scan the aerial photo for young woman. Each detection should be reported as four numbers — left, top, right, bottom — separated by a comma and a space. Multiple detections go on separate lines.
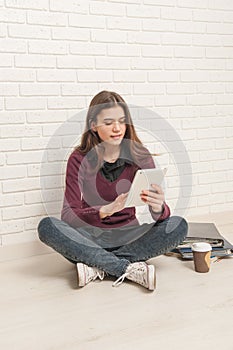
38, 90, 187, 291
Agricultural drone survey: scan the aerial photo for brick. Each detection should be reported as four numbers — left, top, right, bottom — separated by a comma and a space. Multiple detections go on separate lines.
0, 138, 20, 151
212, 160, 233, 171
198, 127, 225, 139
215, 139, 233, 150
68, 14, 104, 29
113, 71, 146, 82
148, 71, 179, 82
0, 9, 26, 23
0, 54, 13, 67
207, 22, 233, 34
111, 0, 141, 4
175, 21, 206, 34
0, 220, 24, 235
5, 97, 46, 110
35, 162, 64, 176
165, 59, 195, 70
107, 17, 141, 31
174, 47, 205, 58
161, 33, 191, 45
0, 111, 25, 124
0, 193, 23, 207
37, 70, 75, 82
182, 118, 212, 130
170, 106, 200, 118
144, 0, 176, 5
27, 111, 68, 123
197, 82, 225, 94
90, 2, 125, 16
24, 190, 45, 205
187, 94, 215, 106
206, 47, 233, 58
132, 57, 164, 70
9, 24, 50, 39
15, 54, 56, 68
198, 172, 225, 184
108, 44, 140, 57
0, 165, 26, 180
133, 83, 165, 95
3, 203, 46, 220
142, 45, 173, 57
192, 9, 222, 23
47, 97, 86, 110
181, 71, 210, 82
6, 0, 48, 10
49, 0, 88, 14
61, 83, 99, 96
0, 23, 7, 37
0, 39, 26, 53
91, 30, 127, 43
95, 57, 130, 70
2, 125, 41, 138
128, 32, 160, 44
57, 56, 94, 69
166, 83, 195, 94
0, 68, 35, 82
20, 83, 59, 96
211, 71, 233, 82
21, 137, 61, 151
28, 40, 67, 55
177, 0, 208, 8
194, 58, 225, 70
78, 70, 112, 82
216, 94, 233, 105
155, 95, 186, 106
52, 27, 90, 41
209, 0, 233, 10
0, 153, 5, 166
0, 84, 18, 96
161, 7, 192, 21
222, 36, 233, 47
27, 10, 67, 26
142, 19, 175, 32
42, 124, 63, 137
70, 42, 106, 56
6, 151, 44, 166
126, 4, 160, 18
1, 231, 40, 245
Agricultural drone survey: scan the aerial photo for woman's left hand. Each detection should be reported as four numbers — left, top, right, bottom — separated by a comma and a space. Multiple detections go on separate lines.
140, 184, 165, 214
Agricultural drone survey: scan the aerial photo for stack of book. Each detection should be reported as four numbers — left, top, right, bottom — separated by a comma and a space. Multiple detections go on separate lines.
169, 222, 233, 260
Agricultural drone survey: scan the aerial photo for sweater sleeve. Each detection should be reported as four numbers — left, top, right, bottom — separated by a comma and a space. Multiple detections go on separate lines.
61, 152, 101, 228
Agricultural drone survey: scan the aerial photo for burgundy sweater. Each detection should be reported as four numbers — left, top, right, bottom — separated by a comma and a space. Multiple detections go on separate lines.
61, 150, 170, 229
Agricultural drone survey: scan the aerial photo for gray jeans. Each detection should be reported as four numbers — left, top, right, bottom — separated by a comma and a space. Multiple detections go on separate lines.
38, 216, 187, 278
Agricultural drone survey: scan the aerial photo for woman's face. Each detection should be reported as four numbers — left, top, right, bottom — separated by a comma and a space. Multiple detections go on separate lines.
93, 105, 127, 145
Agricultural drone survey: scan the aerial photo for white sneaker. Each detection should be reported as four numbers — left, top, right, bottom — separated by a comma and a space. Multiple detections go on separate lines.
112, 262, 156, 291
76, 263, 105, 287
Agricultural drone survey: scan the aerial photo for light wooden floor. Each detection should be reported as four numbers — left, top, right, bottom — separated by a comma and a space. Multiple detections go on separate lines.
1, 212, 233, 350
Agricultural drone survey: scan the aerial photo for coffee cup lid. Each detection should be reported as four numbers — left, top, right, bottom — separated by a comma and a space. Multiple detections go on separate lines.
191, 242, 212, 252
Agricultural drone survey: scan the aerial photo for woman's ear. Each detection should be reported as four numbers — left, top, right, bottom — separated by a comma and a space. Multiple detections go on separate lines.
90, 121, 97, 132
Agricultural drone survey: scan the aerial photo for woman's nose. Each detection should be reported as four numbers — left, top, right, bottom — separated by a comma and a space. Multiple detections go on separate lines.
112, 121, 121, 131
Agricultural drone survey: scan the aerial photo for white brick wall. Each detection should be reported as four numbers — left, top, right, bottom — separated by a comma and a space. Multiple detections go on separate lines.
0, 0, 233, 247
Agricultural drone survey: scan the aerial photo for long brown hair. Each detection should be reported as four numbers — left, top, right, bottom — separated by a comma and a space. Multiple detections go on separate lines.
75, 90, 151, 169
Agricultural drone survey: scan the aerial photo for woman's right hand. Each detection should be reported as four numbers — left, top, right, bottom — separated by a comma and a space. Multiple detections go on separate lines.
99, 193, 128, 219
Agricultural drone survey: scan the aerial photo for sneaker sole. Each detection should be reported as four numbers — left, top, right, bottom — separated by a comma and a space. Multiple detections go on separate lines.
76, 263, 85, 287
147, 265, 156, 291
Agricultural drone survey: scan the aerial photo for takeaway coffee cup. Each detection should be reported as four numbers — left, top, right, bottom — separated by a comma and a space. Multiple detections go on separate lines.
191, 242, 212, 273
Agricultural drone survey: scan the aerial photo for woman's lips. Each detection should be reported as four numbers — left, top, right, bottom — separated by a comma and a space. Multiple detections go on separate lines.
111, 135, 122, 139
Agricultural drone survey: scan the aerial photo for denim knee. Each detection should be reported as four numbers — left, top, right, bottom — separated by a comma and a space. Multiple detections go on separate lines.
171, 216, 188, 240
37, 216, 53, 242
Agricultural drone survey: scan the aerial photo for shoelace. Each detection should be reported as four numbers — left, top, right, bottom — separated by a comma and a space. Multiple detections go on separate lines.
112, 271, 129, 287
